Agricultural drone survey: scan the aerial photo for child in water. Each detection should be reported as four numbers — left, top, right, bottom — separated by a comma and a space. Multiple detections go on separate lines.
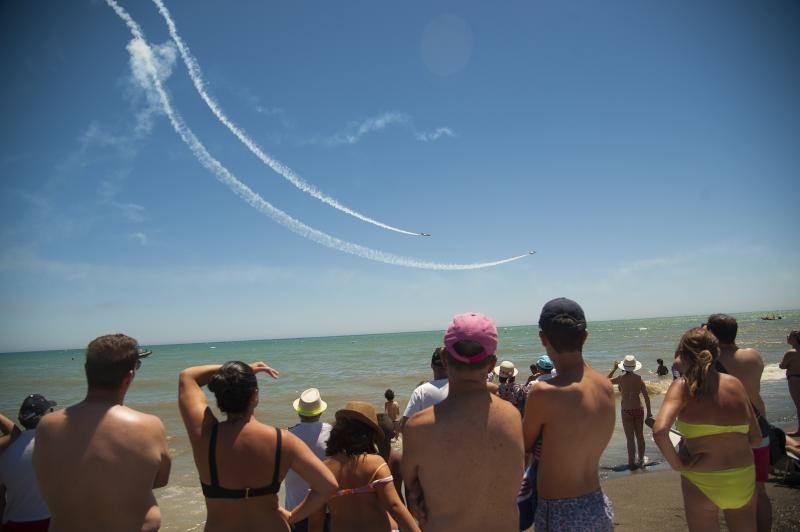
384, 389, 400, 427
655, 358, 669, 377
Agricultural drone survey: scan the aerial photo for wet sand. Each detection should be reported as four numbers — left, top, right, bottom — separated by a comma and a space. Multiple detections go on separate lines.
603, 471, 800, 531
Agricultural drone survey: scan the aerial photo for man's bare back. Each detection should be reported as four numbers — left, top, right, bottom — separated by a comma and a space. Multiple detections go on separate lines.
524, 363, 614, 499
717, 345, 767, 417
33, 402, 170, 532
402, 391, 523, 531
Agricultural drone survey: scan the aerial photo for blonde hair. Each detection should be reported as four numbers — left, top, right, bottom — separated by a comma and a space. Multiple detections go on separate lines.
677, 327, 719, 398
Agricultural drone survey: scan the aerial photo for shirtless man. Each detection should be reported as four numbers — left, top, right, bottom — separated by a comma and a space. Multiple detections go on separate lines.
522, 298, 615, 531
705, 313, 772, 532
33, 334, 171, 532
780, 330, 800, 436
402, 313, 523, 531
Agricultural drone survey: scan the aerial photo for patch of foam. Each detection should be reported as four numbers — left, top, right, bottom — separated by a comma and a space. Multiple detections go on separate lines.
762, 363, 787, 383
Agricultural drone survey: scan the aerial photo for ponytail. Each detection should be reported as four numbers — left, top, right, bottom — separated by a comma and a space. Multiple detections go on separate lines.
677, 328, 719, 398
685, 349, 714, 398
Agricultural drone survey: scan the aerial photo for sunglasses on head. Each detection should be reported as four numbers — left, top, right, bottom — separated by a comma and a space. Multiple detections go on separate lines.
133, 348, 152, 371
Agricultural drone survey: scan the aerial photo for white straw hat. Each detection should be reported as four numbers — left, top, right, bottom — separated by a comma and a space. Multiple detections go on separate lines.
618, 355, 643, 373
493, 360, 519, 378
293, 388, 327, 416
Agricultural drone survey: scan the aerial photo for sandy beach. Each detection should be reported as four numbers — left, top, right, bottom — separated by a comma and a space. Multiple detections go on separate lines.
603, 470, 800, 531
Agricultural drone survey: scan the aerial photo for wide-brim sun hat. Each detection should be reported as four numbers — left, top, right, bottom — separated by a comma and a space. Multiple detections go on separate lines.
493, 360, 519, 378
618, 355, 643, 373
335, 401, 384, 444
293, 388, 328, 416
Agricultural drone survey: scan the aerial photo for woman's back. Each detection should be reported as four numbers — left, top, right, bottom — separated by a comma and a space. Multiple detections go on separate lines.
198, 419, 289, 532
677, 373, 756, 472
617, 372, 644, 409
325, 454, 394, 532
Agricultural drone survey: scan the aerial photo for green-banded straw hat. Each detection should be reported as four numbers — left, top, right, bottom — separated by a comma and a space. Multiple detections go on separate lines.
293, 388, 327, 416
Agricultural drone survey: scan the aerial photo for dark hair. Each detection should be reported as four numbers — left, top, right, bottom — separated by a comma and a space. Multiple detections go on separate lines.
431, 347, 445, 368
540, 316, 586, 353
85, 334, 140, 390
208, 361, 258, 414
657, 358, 664, 364
790, 330, 800, 345
677, 328, 719, 398
326, 417, 377, 456
445, 340, 494, 371
384, 389, 395, 401
706, 314, 737, 344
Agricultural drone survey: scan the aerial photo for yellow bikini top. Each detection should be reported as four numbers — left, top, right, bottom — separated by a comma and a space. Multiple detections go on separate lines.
675, 419, 748, 439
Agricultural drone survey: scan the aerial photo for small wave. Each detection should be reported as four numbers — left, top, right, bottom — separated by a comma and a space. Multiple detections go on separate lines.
762, 363, 787, 383
638, 327, 648, 331
612, 379, 671, 396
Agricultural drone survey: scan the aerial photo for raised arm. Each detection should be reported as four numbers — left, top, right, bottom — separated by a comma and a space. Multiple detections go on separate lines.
178, 364, 222, 440
179, 361, 279, 440
283, 431, 337, 525
0, 411, 16, 436
0, 411, 20, 453
607, 361, 620, 383
652, 379, 687, 471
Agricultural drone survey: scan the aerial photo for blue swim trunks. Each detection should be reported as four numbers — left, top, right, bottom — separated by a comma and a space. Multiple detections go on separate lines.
534, 489, 614, 531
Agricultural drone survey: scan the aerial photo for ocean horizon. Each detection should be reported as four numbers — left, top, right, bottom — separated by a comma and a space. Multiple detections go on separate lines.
3, 307, 796, 356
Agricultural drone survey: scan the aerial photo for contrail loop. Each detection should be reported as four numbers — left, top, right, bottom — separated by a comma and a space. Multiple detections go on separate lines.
104, 0, 532, 270
151, 0, 426, 237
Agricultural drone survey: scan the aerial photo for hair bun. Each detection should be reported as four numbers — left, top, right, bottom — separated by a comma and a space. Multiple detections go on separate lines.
697, 349, 713, 364
209, 362, 257, 414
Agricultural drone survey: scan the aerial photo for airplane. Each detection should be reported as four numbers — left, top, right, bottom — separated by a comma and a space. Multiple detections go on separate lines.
420, 232, 431, 237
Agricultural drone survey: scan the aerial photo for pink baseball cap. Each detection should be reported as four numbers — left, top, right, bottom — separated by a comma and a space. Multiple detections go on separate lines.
443, 312, 498, 363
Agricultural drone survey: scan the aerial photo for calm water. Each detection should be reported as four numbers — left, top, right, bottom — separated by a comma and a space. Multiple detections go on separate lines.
1, 310, 797, 530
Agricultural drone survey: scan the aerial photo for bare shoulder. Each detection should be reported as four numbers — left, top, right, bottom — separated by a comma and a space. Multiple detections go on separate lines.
588, 368, 614, 395
404, 405, 435, 433
33, 409, 64, 439
363, 453, 388, 469
490, 393, 521, 419
114, 406, 166, 437
719, 373, 748, 395
665, 376, 688, 397
736, 347, 764, 365
281, 427, 304, 452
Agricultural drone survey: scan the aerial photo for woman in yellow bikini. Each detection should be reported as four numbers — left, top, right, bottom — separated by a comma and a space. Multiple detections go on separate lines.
653, 327, 762, 531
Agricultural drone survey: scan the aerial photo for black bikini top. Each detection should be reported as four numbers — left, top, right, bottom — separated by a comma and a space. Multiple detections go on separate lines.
201, 423, 282, 499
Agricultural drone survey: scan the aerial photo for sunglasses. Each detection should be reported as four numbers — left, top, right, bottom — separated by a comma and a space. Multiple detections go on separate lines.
133, 348, 153, 371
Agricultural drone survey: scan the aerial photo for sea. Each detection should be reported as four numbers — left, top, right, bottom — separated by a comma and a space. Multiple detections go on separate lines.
1, 310, 797, 531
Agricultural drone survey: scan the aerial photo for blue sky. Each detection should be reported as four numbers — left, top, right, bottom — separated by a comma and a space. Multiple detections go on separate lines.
1, 0, 798, 352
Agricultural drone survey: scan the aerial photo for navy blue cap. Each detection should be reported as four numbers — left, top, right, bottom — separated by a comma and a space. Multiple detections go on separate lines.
538, 298, 587, 330
19, 394, 56, 426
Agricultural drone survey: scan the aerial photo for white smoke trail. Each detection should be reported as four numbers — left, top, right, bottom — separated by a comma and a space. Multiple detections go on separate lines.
104, 0, 533, 270
150, 0, 426, 237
